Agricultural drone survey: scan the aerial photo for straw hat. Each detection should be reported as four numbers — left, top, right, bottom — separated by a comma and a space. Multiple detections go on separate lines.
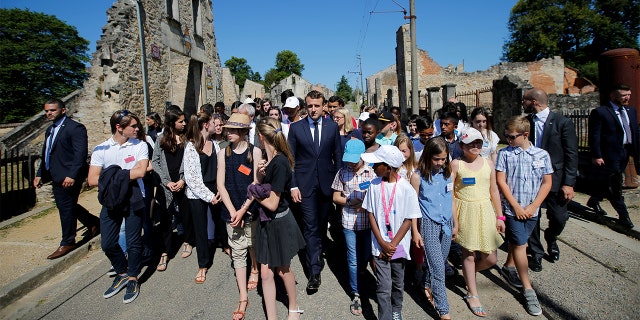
222, 113, 251, 129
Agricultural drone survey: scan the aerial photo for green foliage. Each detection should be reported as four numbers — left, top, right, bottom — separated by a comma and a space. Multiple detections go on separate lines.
503, 0, 639, 85
335, 75, 353, 102
224, 56, 261, 90
0, 8, 89, 123
263, 50, 304, 89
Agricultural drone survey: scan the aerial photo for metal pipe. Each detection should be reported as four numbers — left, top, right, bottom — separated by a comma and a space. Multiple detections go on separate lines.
134, 0, 150, 121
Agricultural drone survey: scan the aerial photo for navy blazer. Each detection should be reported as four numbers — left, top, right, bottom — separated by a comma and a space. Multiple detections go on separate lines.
589, 104, 640, 170
529, 111, 579, 192
37, 117, 89, 184
288, 117, 343, 197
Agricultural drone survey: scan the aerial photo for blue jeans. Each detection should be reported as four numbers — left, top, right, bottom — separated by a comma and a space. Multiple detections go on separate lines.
343, 228, 372, 295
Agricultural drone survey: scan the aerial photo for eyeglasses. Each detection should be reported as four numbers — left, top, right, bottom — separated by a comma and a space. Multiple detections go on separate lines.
117, 110, 130, 123
505, 133, 524, 140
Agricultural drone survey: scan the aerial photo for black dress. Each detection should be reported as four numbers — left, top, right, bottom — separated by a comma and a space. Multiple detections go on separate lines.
255, 154, 305, 268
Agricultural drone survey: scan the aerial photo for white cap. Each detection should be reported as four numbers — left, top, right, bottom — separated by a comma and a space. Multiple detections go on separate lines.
283, 96, 299, 109
243, 97, 256, 105
357, 112, 370, 121
360, 145, 405, 168
460, 127, 484, 144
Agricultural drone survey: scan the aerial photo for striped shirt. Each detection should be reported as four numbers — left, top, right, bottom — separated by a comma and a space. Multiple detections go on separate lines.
495, 145, 553, 217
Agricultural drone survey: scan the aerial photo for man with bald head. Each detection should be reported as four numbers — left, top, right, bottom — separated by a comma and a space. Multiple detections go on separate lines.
521, 88, 578, 272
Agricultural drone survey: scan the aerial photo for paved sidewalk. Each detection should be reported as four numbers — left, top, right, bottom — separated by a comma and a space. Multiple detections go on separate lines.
0, 186, 638, 318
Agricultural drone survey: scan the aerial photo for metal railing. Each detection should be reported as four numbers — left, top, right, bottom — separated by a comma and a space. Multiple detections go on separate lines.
562, 109, 590, 153
0, 145, 38, 220
456, 87, 493, 110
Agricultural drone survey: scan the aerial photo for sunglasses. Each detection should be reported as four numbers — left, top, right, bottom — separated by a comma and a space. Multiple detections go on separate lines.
117, 110, 130, 123
505, 133, 524, 140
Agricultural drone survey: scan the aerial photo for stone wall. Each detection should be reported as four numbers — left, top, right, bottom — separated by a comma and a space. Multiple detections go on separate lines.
240, 79, 265, 101
79, 0, 223, 148
220, 67, 239, 107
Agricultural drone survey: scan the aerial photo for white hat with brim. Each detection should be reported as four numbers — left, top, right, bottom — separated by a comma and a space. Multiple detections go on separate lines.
360, 145, 404, 168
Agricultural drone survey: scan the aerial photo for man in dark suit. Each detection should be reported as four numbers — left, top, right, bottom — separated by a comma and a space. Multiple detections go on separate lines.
288, 90, 343, 291
33, 99, 99, 259
588, 83, 639, 229
523, 88, 579, 272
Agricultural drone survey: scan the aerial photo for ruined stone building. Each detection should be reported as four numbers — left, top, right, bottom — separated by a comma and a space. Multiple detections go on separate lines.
270, 74, 334, 104
78, 0, 222, 147
367, 24, 592, 117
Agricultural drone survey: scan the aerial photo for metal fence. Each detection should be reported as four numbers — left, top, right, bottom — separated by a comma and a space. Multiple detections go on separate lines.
0, 145, 38, 220
456, 87, 493, 110
562, 109, 590, 153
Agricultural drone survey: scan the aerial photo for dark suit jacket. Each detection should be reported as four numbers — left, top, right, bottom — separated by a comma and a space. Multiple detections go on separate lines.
530, 111, 579, 193
589, 104, 640, 170
288, 117, 343, 197
37, 117, 89, 184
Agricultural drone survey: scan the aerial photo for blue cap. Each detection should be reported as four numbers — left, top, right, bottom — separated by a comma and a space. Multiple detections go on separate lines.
342, 139, 366, 163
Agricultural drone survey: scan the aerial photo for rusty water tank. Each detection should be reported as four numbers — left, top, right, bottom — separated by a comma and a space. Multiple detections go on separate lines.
599, 48, 640, 122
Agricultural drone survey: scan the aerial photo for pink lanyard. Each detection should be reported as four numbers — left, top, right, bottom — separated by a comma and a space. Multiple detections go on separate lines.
381, 180, 398, 239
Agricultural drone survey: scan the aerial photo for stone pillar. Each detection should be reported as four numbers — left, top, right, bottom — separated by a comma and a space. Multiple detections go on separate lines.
492, 75, 532, 142
427, 86, 441, 118
442, 83, 457, 103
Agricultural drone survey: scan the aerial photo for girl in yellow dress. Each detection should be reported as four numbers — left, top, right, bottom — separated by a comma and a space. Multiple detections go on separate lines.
451, 128, 505, 317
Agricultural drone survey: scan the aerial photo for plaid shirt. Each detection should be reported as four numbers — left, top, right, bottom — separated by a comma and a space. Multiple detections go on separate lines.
496, 145, 553, 217
331, 164, 377, 230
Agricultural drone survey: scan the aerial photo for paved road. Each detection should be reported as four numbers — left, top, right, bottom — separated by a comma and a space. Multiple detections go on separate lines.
1, 189, 639, 320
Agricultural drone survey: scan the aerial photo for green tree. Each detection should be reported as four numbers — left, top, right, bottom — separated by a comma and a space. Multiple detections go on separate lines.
263, 50, 304, 89
335, 75, 352, 103
224, 56, 261, 90
0, 8, 89, 123
502, 0, 639, 84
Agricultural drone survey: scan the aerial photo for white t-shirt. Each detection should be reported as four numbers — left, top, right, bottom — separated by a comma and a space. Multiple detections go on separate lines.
480, 130, 500, 159
90, 136, 149, 196
362, 176, 421, 260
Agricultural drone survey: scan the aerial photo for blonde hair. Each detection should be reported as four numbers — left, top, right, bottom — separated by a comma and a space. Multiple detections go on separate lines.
505, 115, 530, 134
394, 134, 417, 174
257, 117, 294, 168
334, 107, 354, 133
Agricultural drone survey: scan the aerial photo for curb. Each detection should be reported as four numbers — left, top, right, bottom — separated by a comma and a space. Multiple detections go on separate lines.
0, 235, 102, 310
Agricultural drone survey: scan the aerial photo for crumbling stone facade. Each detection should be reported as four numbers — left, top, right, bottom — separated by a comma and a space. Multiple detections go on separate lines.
240, 79, 265, 102
269, 74, 334, 104
79, 0, 222, 148
367, 24, 580, 116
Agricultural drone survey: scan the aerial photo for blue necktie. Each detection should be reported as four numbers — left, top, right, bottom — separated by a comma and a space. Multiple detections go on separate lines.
45, 124, 56, 170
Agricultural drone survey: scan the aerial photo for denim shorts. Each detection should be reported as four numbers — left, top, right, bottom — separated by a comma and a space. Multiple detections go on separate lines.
505, 215, 538, 246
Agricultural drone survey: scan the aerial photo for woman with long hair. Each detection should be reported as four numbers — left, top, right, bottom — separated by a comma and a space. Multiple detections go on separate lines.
152, 107, 186, 271
211, 114, 229, 154
333, 107, 363, 152
252, 117, 306, 319
146, 112, 163, 142
183, 112, 221, 283
470, 107, 499, 163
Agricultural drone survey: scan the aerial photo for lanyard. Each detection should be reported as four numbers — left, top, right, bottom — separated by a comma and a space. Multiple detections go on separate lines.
381, 179, 398, 239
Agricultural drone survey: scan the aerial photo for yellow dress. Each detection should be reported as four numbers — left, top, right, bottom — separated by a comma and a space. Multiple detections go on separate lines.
454, 157, 503, 253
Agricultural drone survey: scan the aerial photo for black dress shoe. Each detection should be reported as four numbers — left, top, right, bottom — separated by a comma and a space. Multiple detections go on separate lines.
307, 274, 321, 291
617, 218, 635, 229
586, 199, 607, 216
528, 256, 543, 272
548, 244, 560, 262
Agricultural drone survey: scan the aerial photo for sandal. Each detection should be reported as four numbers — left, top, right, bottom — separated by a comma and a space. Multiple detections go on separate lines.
350, 296, 362, 316
156, 254, 168, 272
232, 299, 248, 320
195, 268, 207, 284
181, 243, 192, 258
463, 295, 487, 317
247, 271, 259, 291
288, 308, 304, 320
425, 287, 435, 308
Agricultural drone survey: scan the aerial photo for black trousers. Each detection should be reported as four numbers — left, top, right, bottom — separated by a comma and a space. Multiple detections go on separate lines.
590, 147, 632, 221
184, 198, 211, 268
52, 181, 99, 246
528, 191, 569, 258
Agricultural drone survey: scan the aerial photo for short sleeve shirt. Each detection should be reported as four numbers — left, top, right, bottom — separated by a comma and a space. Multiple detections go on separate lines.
90, 136, 149, 195
331, 165, 376, 230
495, 145, 553, 217
264, 154, 291, 214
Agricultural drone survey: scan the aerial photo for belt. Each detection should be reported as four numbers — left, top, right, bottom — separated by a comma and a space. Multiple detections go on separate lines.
274, 208, 290, 219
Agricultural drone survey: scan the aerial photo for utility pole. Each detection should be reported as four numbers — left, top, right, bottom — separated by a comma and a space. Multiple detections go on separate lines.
348, 55, 364, 104
407, 0, 418, 115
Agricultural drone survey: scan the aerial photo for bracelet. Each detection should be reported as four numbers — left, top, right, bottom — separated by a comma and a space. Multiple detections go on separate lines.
496, 216, 506, 221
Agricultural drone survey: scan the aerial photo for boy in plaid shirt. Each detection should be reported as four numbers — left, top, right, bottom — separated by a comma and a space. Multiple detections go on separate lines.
332, 139, 376, 315
495, 116, 553, 316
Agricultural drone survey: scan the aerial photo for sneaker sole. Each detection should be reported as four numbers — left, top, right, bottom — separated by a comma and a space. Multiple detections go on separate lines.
103, 278, 129, 299
123, 291, 139, 304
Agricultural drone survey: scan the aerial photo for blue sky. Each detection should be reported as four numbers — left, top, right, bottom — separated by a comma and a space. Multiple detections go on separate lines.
2, 0, 518, 91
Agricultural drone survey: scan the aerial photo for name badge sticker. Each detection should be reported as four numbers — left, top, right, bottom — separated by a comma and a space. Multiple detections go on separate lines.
358, 180, 371, 191
238, 164, 252, 176
124, 155, 135, 164
532, 160, 544, 168
462, 177, 476, 185
446, 182, 454, 192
